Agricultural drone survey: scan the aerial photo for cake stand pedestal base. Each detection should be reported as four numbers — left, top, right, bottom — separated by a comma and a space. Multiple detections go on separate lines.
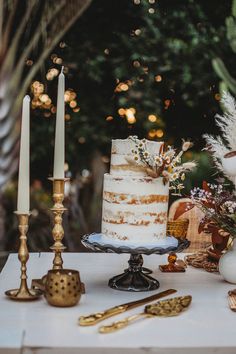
108, 254, 159, 292
81, 234, 190, 292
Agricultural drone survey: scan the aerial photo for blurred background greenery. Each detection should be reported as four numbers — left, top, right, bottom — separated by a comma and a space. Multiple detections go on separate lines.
1, 0, 236, 255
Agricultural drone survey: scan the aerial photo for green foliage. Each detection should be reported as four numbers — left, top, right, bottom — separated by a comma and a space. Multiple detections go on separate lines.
5, 0, 236, 251
30, 0, 233, 181
212, 0, 236, 95
182, 152, 217, 193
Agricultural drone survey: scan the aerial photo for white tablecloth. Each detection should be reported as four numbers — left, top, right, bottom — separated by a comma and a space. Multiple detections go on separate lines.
0, 252, 236, 354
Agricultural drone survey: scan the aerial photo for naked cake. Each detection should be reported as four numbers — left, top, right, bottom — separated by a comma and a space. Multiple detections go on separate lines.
101, 138, 170, 243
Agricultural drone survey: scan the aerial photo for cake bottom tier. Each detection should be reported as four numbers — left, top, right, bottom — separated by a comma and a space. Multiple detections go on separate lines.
102, 222, 167, 243
101, 174, 169, 244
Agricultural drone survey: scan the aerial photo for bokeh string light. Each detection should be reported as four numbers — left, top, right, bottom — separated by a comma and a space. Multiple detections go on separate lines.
148, 128, 164, 139
46, 68, 59, 81
125, 108, 136, 124
31, 81, 80, 119
31, 81, 53, 116
115, 81, 133, 92
155, 75, 162, 82
117, 107, 137, 124
148, 114, 157, 122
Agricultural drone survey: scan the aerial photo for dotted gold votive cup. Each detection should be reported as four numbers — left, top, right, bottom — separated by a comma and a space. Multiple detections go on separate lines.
167, 219, 189, 239
45, 269, 83, 307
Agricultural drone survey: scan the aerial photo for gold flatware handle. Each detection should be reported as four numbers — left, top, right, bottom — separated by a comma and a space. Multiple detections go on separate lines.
228, 291, 236, 312
79, 288, 177, 326
79, 305, 127, 326
99, 313, 149, 333
99, 295, 192, 333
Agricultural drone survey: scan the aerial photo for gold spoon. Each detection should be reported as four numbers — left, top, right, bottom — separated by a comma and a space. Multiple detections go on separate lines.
99, 295, 192, 334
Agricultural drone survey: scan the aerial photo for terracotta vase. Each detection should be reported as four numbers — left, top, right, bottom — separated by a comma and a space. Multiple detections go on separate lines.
219, 239, 236, 284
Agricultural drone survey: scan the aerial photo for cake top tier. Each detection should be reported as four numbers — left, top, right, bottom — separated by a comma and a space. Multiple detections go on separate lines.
110, 137, 163, 176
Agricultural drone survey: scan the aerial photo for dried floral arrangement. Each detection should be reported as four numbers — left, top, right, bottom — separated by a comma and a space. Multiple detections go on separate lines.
191, 182, 236, 234
127, 136, 196, 194
174, 181, 235, 258
170, 92, 236, 262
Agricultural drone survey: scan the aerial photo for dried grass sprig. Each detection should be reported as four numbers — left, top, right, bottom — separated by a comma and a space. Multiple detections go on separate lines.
203, 91, 236, 182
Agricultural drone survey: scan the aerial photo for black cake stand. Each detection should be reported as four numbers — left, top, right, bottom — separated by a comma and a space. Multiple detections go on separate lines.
81, 234, 190, 292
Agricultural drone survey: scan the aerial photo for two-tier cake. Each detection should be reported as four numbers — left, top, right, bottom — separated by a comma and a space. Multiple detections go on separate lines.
101, 138, 170, 244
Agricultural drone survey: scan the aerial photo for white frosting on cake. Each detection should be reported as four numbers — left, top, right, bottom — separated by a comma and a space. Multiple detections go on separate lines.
101, 138, 169, 243
102, 174, 169, 242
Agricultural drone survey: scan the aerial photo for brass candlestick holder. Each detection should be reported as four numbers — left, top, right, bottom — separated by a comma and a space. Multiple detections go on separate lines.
31, 178, 69, 292
49, 177, 69, 270
5, 212, 42, 300
31, 177, 86, 299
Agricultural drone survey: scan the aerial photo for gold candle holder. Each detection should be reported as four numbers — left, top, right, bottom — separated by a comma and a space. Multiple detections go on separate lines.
159, 219, 189, 273
32, 177, 86, 298
31, 178, 69, 292
5, 212, 42, 300
49, 178, 69, 270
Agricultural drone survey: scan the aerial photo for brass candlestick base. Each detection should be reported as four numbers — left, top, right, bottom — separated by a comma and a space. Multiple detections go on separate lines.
49, 178, 69, 270
5, 213, 42, 301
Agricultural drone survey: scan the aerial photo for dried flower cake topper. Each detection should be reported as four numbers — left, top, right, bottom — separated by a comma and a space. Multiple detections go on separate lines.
126, 136, 196, 195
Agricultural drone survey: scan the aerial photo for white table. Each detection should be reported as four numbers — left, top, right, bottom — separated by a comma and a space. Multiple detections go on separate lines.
0, 252, 236, 354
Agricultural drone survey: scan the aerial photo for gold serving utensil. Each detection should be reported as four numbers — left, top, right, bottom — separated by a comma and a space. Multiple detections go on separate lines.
99, 295, 192, 334
228, 289, 236, 312
78, 288, 177, 326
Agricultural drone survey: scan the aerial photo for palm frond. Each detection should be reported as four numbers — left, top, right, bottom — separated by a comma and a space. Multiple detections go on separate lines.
0, 0, 38, 74
0, 0, 92, 190
20, 0, 92, 107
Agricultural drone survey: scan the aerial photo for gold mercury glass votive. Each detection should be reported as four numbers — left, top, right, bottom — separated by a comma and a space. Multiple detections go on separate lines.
167, 219, 189, 239
44, 269, 84, 307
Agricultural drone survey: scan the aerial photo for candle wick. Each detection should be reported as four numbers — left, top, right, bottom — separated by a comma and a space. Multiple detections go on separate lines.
61, 66, 64, 74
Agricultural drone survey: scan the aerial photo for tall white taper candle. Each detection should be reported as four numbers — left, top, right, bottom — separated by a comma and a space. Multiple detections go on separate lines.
53, 66, 65, 179
17, 95, 30, 214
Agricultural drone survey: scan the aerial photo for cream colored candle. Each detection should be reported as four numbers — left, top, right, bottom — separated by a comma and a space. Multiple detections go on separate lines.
53, 67, 65, 179
17, 95, 30, 214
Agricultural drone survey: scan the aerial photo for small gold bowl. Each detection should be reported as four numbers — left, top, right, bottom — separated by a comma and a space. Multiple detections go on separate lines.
167, 219, 189, 239
45, 269, 83, 307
